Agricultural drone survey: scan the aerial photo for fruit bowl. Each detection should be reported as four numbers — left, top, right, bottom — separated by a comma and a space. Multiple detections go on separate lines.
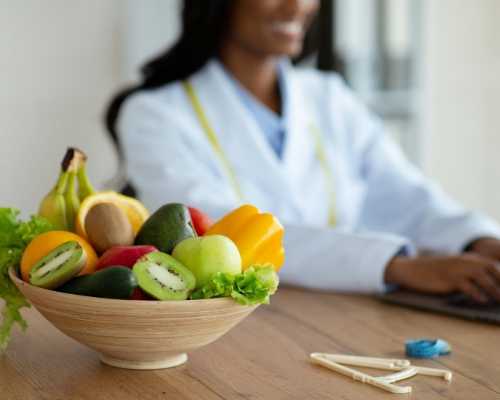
9, 268, 258, 370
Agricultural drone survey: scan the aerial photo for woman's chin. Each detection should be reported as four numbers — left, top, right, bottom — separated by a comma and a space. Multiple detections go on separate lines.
266, 42, 304, 58
274, 33, 304, 54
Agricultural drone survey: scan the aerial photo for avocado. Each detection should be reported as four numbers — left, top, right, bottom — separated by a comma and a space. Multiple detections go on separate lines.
58, 266, 137, 299
134, 203, 197, 253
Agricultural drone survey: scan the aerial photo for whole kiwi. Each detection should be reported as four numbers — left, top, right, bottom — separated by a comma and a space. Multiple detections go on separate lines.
85, 203, 134, 253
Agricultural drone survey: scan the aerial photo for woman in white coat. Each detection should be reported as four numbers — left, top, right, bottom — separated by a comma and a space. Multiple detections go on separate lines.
107, 0, 500, 303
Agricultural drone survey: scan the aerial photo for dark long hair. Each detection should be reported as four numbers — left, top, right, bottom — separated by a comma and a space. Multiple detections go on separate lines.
105, 0, 233, 146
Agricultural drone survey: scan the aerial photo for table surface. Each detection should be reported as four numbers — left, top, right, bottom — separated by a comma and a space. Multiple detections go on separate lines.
1, 287, 499, 400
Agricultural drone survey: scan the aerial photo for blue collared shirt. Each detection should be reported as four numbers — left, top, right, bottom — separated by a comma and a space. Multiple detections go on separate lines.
221, 62, 287, 158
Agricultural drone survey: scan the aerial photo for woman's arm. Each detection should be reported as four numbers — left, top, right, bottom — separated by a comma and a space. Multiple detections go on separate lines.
336, 80, 500, 253
334, 80, 500, 300
279, 224, 411, 292
360, 132, 500, 253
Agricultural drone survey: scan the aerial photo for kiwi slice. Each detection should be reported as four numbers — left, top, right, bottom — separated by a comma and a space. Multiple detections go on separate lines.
132, 252, 195, 300
29, 241, 87, 289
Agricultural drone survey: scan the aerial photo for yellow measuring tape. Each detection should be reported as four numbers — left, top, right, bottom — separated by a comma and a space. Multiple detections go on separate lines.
309, 123, 337, 227
182, 80, 336, 226
182, 81, 244, 201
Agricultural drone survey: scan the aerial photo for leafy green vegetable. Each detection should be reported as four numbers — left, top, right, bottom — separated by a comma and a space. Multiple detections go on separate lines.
232, 266, 279, 305
190, 265, 279, 305
0, 208, 52, 350
190, 271, 235, 300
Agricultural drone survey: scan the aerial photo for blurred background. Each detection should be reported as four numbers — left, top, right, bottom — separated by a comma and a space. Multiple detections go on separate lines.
1, 0, 500, 220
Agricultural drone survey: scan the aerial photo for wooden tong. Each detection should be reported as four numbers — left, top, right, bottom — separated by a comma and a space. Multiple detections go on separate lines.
310, 353, 452, 394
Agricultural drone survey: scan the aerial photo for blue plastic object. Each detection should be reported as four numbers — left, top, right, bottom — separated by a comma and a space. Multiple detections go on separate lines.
405, 339, 451, 359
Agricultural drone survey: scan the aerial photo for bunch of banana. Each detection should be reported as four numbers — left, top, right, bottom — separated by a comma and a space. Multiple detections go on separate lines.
38, 148, 96, 231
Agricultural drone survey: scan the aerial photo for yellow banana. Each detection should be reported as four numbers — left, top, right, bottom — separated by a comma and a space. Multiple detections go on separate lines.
38, 169, 69, 230
59, 148, 81, 232
64, 168, 80, 232
75, 149, 95, 201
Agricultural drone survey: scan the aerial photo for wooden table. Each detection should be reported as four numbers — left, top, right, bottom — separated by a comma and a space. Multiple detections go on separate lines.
1, 287, 499, 399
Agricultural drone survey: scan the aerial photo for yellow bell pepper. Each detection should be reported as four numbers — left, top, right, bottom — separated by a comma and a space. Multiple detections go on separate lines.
205, 205, 285, 271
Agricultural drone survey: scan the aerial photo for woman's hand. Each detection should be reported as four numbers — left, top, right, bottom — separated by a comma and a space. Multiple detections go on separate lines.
466, 237, 500, 260
385, 254, 500, 303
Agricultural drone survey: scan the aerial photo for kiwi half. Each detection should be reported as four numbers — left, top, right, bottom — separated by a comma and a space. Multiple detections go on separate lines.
29, 241, 87, 289
132, 252, 195, 300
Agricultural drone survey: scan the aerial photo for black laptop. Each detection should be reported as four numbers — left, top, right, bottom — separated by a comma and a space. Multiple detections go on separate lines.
379, 290, 500, 324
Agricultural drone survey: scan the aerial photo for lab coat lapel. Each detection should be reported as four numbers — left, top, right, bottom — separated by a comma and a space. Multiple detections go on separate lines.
189, 60, 291, 203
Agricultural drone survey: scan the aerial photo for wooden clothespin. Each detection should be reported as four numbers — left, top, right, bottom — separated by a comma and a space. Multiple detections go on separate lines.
310, 353, 452, 394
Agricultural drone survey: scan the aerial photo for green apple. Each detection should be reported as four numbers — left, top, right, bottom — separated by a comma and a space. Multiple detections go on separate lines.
172, 235, 242, 288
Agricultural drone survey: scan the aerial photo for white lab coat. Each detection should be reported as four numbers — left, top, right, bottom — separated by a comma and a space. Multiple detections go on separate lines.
118, 59, 500, 293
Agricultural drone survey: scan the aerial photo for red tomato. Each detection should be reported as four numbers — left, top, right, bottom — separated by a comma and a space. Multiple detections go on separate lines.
188, 207, 214, 236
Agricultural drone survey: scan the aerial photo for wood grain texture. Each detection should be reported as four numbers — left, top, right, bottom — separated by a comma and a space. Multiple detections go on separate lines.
2, 286, 499, 400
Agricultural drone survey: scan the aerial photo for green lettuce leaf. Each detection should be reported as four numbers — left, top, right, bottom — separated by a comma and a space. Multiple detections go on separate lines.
0, 208, 53, 350
190, 264, 279, 305
231, 266, 279, 305
190, 272, 235, 300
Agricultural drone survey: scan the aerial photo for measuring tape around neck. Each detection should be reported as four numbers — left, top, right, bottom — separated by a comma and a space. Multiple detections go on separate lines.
182, 81, 244, 201
309, 123, 337, 227
182, 80, 337, 227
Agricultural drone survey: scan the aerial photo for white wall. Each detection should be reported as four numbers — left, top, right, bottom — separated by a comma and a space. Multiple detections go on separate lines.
0, 1, 122, 215
0, 1, 180, 217
420, 0, 500, 220
122, 0, 181, 81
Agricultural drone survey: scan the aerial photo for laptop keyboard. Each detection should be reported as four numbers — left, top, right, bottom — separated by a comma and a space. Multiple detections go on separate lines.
447, 293, 500, 310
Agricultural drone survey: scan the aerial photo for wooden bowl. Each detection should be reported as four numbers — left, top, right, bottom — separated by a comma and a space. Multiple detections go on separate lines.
9, 268, 258, 370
